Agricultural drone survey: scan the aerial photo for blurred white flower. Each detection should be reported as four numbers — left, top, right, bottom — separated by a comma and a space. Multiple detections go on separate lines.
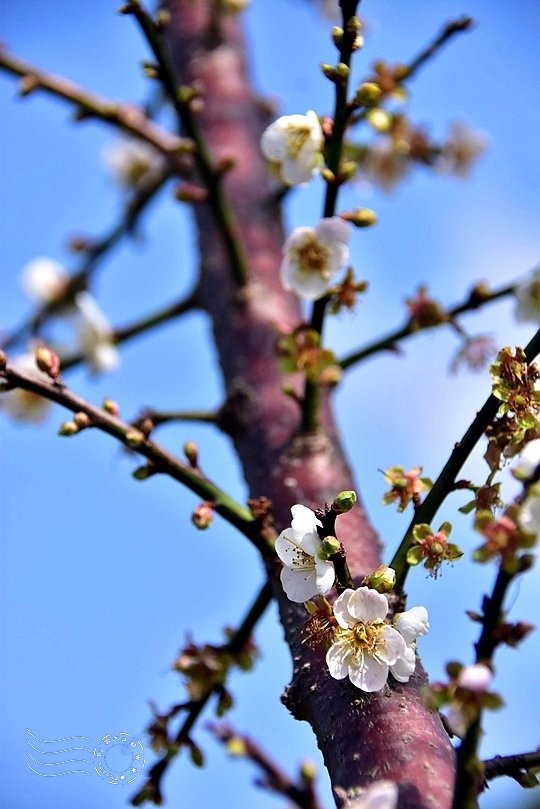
275, 504, 335, 602
281, 217, 350, 301
326, 587, 428, 692
439, 122, 487, 177
512, 438, 540, 481
260, 110, 323, 186
75, 291, 119, 374
518, 488, 540, 538
514, 269, 540, 324
365, 137, 410, 192
450, 335, 497, 374
104, 138, 163, 189
1, 353, 51, 423
22, 257, 69, 304
446, 663, 493, 738
351, 781, 398, 809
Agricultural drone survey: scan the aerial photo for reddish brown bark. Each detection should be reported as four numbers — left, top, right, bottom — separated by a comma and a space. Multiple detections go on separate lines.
165, 3, 455, 806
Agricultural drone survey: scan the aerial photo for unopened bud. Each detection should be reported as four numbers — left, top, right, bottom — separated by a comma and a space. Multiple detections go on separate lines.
226, 737, 246, 757
102, 398, 120, 417
299, 759, 317, 784
331, 26, 343, 47
183, 441, 199, 468
346, 15, 361, 34
367, 108, 392, 133
142, 61, 160, 80
155, 8, 171, 29
341, 208, 378, 228
318, 536, 341, 560
335, 62, 350, 80
35, 346, 61, 380
73, 411, 91, 429
175, 183, 209, 203
354, 82, 382, 107
125, 429, 145, 448
332, 490, 357, 513
321, 63, 338, 82
321, 168, 336, 184
192, 501, 214, 530
364, 565, 396, 593
338, 161, 357, 182
0, 350, 7, 371
58, 420, 79, 436
132, 464, 156, 481
178, 85, 199, 105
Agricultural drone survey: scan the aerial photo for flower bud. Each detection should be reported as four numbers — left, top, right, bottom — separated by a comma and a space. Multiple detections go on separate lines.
73, 411, 91, 429
58, 420, 79, 436
183, 441, 199, 468
125, 429, 145, 448
338, 161, 358, 182
332, 490, 357, 513
300, 760, 317, 784
226, 737, 246, 757
102, 398, 120, 417
318, 536, 341, 559
132, 463, 156, 481
340, 208, 378, 228
192, 501, 214, 530
354, 82, 382, 107
35, 346, 61, 380
364, 565, 396, 593
331, 26, 343, 47
0, 350, 7, 371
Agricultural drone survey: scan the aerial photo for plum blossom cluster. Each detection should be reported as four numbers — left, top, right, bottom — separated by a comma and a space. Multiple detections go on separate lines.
275, 505, 429, 692
382, 465, 432, 512
407, 522, 463, 577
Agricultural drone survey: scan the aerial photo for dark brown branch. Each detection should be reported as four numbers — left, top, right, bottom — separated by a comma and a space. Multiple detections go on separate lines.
483, 750, 540, 783
341, 281, 515, 370
208, 722, 323, 809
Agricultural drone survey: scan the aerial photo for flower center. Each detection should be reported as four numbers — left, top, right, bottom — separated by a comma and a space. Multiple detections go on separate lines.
290, 547, 314, 569
285, 124, 313, 159
292, 237, 329, 276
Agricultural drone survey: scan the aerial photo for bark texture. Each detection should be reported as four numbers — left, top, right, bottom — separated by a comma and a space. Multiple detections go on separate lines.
165, 3, 455, 806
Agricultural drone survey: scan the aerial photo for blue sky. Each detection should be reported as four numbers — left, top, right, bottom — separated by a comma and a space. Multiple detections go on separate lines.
1, 2, 539, 808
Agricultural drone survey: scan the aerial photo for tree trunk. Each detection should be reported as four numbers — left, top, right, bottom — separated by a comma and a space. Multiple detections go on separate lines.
165, 3, 455, 806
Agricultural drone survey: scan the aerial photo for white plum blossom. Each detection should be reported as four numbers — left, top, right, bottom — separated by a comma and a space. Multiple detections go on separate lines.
1, 353, 52, 423
104, 138, 163, 189
22, 257, 68, 304
326, 587, 429, 692
275, 505, 335, 602
446, 663, 493, 738
281, 217, 351, 301
512, 438, 540, 481
75, 291, 119, 374
514, 269, 540, 324
260, 110, 323, 186
518, 489, 540, 538
457, 663, 493, 692
350, 781, 398, 809
439, 122, 487, 177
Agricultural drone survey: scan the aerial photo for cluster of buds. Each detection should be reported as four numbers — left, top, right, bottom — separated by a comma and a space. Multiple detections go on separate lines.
407, 522, 463, 577
277, 326, 342, 387
382, 465, 432, 512
426, 662, 501, 739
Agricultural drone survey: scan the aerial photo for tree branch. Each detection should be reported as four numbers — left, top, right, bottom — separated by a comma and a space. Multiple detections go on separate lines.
390, 327, 540, 587
340, 282, 516, 370
483, 749, 540, 783
0, 360, 265, 549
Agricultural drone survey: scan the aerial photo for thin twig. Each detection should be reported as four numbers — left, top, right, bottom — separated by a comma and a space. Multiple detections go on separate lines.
208, 722, 323, 809
123, 1, 249, 286
2, 167, 174, 351
131, 581, 274, 806
0, 47, 194, 163
340, 281, 516, 370
390, 326, 540, 587
483, 750, 540, 783
1, 361, 265, 548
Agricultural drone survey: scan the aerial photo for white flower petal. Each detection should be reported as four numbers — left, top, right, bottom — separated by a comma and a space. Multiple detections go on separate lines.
280, 566, 318, 602
390, 645, 416, 683
326, 640, 353, 680
290, 504, 321, 536
280, 258, 335, 301
376, 625, 407, 666
275, 528, 303, 565
315, 217, 351, 248
457, 663, 492, 692
347, 587, 389, 624
513, 439, 540, 479
349, 653, 389, 693
394, 606, 429, 644
355, 781, 399, 809
332, 588, 356, 629
22, 257, 68, 303
315, 558, 335, 595
260, 124, 287, 162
